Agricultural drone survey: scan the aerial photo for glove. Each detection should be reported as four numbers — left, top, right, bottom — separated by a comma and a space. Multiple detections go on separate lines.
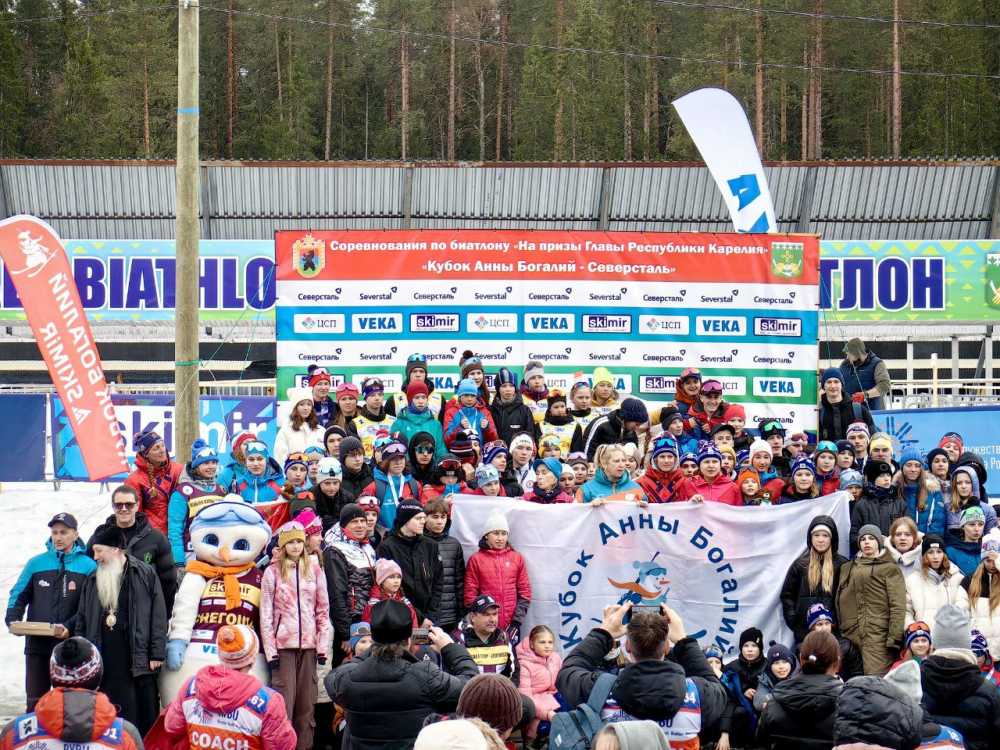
269, 659, 280, 671
852, 392, 865, 403
166, 639, 187, 671
317, 657, 327, 666
506, 623, 521, 646
175, 565, 185, 585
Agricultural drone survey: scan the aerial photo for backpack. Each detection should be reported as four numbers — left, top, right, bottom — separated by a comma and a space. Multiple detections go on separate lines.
550, 672, 617, 750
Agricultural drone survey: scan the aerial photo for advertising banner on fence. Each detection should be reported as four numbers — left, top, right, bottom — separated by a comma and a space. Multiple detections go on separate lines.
451, 493, 851, 653
11, 238, 995, 324
275, 230, 821, 432
0, 216, 128, 480
873, 406, 1000, 498
52, 394, 278, 481
0, 394, 47, 482
821, 240, 1000, 322
0, 239, 275, 321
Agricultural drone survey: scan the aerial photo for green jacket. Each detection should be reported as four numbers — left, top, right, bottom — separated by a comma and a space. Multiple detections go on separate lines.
391, 408, 446, 459
836, 547, 906, 653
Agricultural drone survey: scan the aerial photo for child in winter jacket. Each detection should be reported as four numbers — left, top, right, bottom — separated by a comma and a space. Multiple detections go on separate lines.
361, 558, 419, 627
361, 440, 419, 529
890, 621, 933, 671
673, 444, 741, 506
390, 381, 445, 458
780, 455, 821, 504
282, 454, 310, 492
752, 642, 797, 715
521, 360, 551, 419
738, 468, 766, 506
422, 497, 466, 633
945, 505, 987, 576
887, 516, 923, 578
351, 378, 395, 457
538, 392, 579, 456
896, 446, 946, 538
464, 508, 531, 637
972, 630, 1000, 690
260, 521, 330, 750
168, 437, 226, 564
956, 529, 1000, 659
724, 403, 751, 452
813, 441, 842, 495
590, 366, 619, 416
849, 459, 908, 554
273, 388, 326, 467
904, 533, 962, 626
719, 627, 767, 749
444, 378, 499, 448
516, 625, 563, 742
946, 466, 997, 542
748, 438, 786, 498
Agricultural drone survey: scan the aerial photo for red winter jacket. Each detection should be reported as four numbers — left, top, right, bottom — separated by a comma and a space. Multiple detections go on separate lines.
158, 664, 296, 750
818, 470, 841, 496
419, 482, 470, 504
443, 398, 499, 448
124, 453, 183, 535
1, 688, 143, 750
637, 466, 687, 503
464, 541, 532, 630
673, 473, 742, 506
360, 584, 419, 627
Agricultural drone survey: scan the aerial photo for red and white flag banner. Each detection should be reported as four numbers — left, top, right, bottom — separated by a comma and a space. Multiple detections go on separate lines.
0, 215, 129, 480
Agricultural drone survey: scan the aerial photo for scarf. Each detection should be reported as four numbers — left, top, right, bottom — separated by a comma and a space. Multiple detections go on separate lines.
407, 403, 428, 416
185, 560, 256, 610
520, 383, 550, 401
530, 483, 564, 504
867, 483, 897, 502
928, 567, 945, 585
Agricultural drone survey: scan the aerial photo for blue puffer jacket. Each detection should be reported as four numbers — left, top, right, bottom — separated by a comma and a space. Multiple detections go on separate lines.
575, 468, 646, 504
216, 455, 246, 493
6, 539, 97, 654
945, 538, 983, 577
899, 474, 946, 539
236, 458, 285, 504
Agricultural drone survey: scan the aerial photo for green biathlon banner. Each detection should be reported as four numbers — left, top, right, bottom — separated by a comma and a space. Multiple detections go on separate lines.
275, 230, 821, 434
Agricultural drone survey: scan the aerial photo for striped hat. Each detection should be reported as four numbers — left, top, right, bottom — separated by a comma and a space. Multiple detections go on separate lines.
217, 625, 259, 671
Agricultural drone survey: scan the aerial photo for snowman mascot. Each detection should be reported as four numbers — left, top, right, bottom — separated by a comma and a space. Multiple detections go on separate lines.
160, 500, 273, 701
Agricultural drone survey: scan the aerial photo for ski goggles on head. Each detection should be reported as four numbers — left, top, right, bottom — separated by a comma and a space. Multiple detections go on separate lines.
244, 441, 269, 457
701, 380, 723, 394
679, 367, 703, 382
382, 443, 407, 458
336, 383, 360, 399
285, 452, 309, 464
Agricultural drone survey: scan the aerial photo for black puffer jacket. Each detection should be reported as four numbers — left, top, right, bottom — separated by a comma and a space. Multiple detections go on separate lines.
341, 462, 375, 500
330, 642, 480, 749
489, 393, 539, 446
76, 554, 167, 677
921, 654, 1000, 750
756, 672, 842, 750
849, 484, 908, 553
376, 529, 443, 624
556, 628, 727, 735
581, 410, 638, 462
779, 515, 849, 645
87, 512, 176, 617
424, 523, 466, 630
833, 676, 921, 750
325, 528, 377, 642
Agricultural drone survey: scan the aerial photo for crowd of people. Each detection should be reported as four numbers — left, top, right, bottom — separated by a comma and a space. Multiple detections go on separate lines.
5, 342, 1000, 750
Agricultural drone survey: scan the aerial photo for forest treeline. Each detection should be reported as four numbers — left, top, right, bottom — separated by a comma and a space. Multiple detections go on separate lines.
1, 0, 998, 162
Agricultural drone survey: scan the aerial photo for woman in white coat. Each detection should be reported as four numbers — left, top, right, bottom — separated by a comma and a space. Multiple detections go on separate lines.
956, 529, 1000, 659
905, 533, 963, 627
274, 387, 326, 467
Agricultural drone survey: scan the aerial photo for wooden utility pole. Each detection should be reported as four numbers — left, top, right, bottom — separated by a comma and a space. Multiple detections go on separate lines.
175, 0, 201, 462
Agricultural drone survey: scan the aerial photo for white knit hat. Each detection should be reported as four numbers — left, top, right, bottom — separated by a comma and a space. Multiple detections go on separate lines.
415, 720, 488, 750
749, 439, 771, 457
510, 433, 535, 452
483, 508, 509, 536
217, 625, 259, 671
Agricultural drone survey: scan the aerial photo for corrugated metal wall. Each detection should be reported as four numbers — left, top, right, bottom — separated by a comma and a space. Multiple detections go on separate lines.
1, 161, 996, 240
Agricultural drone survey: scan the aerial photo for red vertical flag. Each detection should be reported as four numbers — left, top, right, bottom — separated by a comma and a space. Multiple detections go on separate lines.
0, 215, 129, 480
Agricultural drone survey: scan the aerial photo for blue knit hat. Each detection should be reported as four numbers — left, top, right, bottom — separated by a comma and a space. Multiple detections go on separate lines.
456, 378, 479, 397
483, 440, 509, 465
697, 444, 722, 465
652, 436, 679, 461
703, 644, 723, 660
736, 449, 750, 466
190, 437, 218, 469
496, 367, 518, 389
792, 455, 818, 477
839, 469, 863, 490
821, 367, 844, 387
679, 451, 698, 467
807, 603, 834, 630
350, 622, 371, 652
134, 429, 163, 456
899, 444, 924, 468
619, 398, 649, 424
532, 457, 564, 480
475, 463, 501, 486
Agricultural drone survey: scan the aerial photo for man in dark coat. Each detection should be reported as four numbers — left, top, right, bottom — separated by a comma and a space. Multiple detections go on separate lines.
581, 399, 646, 461
330, 599, 479, 750
919, 604, 1000, 750
376, 501, 443, 626
833, 676, 922, 749
839, 338, 892, 411
86, 485, 176, 617
5, 513, 96, 711
556, 602, 727, 747
76, 525, 167, 737
818, 368, 875, 442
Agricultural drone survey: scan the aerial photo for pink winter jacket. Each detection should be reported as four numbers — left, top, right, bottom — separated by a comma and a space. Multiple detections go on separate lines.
464, 542, 532, 631
260, 557, 331, 662
516, 638, 562, 737
673, 473, 742, 506
161, 664, 296, 750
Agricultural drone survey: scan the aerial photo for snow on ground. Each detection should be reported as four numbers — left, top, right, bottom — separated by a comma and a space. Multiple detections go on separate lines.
0, 482, 111, 721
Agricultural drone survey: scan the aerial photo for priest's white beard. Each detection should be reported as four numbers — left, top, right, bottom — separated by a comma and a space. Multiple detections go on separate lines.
96, 554, 125, 612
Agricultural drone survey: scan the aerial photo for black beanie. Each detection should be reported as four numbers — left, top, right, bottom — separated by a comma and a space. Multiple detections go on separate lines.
90, 524, 125, 549
394, 501, 425, 530
339, 436, 364, 463
740, 627, 764, 651
370, 599, 414, 644
339, 503, 367, 528
922, 533, 945, 556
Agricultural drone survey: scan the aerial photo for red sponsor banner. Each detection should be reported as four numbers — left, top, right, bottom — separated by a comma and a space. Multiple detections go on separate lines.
275, 230, 819, 286
0, 215, 129, 480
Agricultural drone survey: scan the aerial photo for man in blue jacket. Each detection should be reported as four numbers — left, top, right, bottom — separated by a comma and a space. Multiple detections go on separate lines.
5, 513, 97, 712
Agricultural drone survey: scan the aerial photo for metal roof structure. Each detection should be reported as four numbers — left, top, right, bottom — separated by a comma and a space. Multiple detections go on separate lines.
1, 159, 997, 240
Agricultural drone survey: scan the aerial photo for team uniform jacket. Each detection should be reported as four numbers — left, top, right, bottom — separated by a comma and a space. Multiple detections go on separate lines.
1, 688, 143, 750
168, 468, 227, 563
124, 453, 183, 535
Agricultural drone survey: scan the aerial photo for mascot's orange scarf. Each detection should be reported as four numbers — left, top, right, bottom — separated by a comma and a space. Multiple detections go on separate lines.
185, 561, 255, 610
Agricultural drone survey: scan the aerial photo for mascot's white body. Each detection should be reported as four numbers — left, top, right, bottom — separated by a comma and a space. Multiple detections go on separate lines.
160, 501, 273, 703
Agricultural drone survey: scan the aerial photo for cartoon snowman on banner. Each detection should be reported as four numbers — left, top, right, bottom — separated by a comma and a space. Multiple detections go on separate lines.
160, 501, 274, 701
